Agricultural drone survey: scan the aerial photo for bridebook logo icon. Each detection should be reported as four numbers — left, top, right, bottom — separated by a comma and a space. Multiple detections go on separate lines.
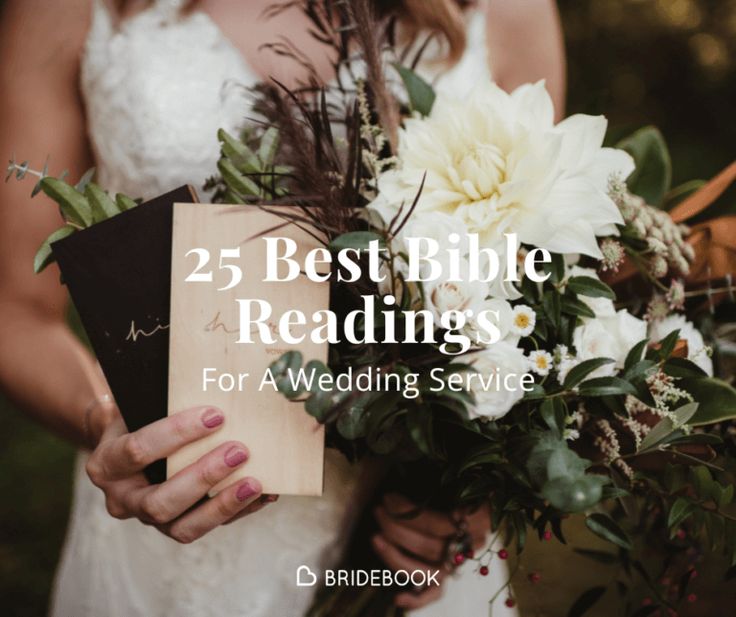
296, 565, 318, 587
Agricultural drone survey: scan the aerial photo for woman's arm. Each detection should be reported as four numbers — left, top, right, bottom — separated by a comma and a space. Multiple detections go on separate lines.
0, 0, 109, 445
485, 0, 567, 120
0, 1, 270, 540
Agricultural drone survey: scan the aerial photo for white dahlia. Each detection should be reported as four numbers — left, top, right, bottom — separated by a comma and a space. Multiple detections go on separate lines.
369, 81, 634, 258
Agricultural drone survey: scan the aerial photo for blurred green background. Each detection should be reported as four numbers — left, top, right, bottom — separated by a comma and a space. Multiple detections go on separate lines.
1, 0, 734, 615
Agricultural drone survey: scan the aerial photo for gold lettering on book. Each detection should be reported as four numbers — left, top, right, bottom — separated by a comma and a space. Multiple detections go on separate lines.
126, 320, 170, 342
204, 311, 279, 337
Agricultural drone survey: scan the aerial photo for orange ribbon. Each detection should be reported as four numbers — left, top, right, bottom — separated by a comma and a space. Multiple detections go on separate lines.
669, 161, 736, 286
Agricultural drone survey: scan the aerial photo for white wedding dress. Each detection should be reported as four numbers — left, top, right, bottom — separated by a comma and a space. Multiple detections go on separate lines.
50, 1, 518, 616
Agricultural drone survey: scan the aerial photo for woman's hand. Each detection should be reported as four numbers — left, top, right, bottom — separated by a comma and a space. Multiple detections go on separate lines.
85, 404, 273, 543
372, 493, 490, 610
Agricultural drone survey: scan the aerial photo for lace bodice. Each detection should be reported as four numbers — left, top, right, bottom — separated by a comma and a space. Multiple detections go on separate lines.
51, 2, 514, 616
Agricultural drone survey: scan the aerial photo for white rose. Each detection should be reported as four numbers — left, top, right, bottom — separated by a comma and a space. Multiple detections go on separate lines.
649, 314, 713, 376
423, 258, 489, 324
572, 310, 647, 376
461, 342, 529, 420
462, 298, 517, 346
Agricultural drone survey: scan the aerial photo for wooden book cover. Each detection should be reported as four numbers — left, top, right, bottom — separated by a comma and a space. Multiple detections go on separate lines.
52, 186, 197, 483
168, 203, 329, 496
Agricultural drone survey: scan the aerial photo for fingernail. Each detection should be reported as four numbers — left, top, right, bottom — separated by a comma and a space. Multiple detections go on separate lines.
224, 446, 248, 468
265, 494, 279, 503
236, 479, 261, 502
202, 408, 224, 429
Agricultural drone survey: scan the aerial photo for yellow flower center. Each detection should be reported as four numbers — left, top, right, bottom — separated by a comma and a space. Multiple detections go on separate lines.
515, 314, 530, 329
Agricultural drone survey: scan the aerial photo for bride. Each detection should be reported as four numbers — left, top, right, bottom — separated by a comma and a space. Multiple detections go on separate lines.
0, 1, 564, 615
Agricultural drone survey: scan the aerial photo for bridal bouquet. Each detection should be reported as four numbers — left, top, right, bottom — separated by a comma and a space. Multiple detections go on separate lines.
9, 1, 736, 615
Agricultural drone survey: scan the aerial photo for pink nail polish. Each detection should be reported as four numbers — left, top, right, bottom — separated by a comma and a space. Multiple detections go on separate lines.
225, 446, 248, 468
236, 480, 260, 502
202, 408, 224, 428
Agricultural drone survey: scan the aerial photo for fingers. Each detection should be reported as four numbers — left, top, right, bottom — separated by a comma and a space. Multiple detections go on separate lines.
224, 494, 279, 524
135, 441, 250, 524
160, 477, 262, 544
372, 534, 448, 583
90, 406, 225, 481
374, 505, 446, 563
395, 585, 444, 611
382, 493, 456, 539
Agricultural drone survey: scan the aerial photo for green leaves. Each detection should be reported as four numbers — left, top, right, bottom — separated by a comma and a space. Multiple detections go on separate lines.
329, 231, 385, 252
638, 402, 699, 452
567, 586, 606, 617
85, 182, 122, 223
563, 358, 615, 389
585, 513, 632, 550
566, 276, 615, 299
681, 378, 736, 426
41, 177, 93, 227
33, 225, 75, 273
393, 63, 436, 116
667, 497, 695, 530
527, 433, 606, 513
617, 126, 672, 207
577, 376, 638, 397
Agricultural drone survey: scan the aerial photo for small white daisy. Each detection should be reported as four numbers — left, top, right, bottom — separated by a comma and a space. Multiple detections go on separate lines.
528, 350, 553, 376
511, 305, 536, 337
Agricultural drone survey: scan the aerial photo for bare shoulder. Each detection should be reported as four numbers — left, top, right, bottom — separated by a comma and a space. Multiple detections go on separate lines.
483, 0, 560, 25
482, 0, 566, 117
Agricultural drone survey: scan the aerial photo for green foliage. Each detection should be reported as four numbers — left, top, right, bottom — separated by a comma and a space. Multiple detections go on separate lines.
617, 126, 672, 207
392, 63, 436, 116
680, 378, 736, 426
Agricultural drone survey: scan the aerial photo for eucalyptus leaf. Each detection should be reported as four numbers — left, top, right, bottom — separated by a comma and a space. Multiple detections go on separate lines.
329, 231, 385, 252
33, 225, 75, 273
41, 177, 93, 227
393, 63, 436, 116
638, 402, 699, 452
85, 182, 120, 223
218, 158, 261, 196
115, 193, 138, 211
258, 127, 280, 165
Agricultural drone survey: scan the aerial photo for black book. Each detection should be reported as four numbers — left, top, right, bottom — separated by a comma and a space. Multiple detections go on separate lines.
52, 185, 197, 482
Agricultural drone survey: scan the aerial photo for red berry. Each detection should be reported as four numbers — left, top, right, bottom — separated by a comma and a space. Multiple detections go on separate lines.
543, 530, 553, 541
676, 529, 686, 540
453, 553, 465, 566
464, 549, 475, 559
641, 598, 653, 606
498, 549, 509, 560
505, 598, 516, 608
528, 572, 541, 584
687, 593, 697, 603
689, 569, 698, 579
479, 565, 489, 576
